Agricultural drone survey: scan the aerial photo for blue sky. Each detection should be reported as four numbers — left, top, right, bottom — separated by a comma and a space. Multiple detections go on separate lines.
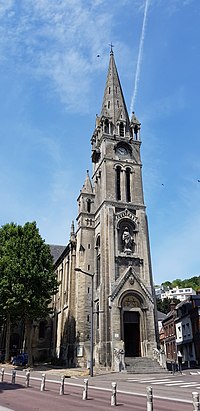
0, 0, 199, 284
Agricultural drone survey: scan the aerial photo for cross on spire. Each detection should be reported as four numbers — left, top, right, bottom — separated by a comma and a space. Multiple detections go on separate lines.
109, 42, 114, 55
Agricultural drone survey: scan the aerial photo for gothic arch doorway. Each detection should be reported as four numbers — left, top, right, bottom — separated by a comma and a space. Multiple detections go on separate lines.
121, 294, 141, 357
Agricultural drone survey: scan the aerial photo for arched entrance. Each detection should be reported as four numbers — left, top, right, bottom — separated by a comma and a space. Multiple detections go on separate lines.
121, 294, 141, 357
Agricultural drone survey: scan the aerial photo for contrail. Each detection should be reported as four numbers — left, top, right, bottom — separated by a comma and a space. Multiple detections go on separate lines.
129, 0, 150, 117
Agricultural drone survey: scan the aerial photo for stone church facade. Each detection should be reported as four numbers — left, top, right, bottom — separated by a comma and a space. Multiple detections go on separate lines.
51, 49, 157, 370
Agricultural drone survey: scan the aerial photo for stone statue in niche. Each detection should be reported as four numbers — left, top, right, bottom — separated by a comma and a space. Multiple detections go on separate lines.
122, 226, 133, 252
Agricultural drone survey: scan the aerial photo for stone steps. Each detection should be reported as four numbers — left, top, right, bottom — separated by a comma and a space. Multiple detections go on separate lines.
125, 357, 168, 374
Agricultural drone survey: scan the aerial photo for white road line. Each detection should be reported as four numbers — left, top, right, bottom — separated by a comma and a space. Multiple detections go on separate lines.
179, 383, 200, 388
150, 380, 180, 385
127, 378, 142, 382
128, 377, 155, 382
139, 379, 171, 384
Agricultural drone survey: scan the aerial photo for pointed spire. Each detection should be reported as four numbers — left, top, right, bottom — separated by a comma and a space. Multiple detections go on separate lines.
81, 170, 93, 194
100, 49, 130, 129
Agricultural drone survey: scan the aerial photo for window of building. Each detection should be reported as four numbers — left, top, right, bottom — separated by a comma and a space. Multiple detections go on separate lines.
96, 236, 101, 288
116, 166, 121, 200
104, 119, 109, 134
87, 199, 91, 213
96, 302, 99, 329
125, 168, 131, 202
119, 122, 124, 137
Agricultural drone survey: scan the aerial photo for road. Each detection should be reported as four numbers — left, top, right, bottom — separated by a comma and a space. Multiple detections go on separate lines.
1, 367, 200, 410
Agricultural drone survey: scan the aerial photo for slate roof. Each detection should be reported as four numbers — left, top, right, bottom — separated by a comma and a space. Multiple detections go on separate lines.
157, 310, 167, 321
49, 244, 66, 264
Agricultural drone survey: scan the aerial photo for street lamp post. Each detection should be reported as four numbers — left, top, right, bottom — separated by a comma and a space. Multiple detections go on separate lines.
75, 267, 94, 377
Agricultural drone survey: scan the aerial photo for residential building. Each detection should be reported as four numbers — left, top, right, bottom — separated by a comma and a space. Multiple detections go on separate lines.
162, 302, 177, 363
161, 286, 196, 301
175, 295, 200, 367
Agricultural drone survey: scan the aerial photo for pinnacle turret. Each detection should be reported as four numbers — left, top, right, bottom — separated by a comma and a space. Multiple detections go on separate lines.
81, 170, 93, 194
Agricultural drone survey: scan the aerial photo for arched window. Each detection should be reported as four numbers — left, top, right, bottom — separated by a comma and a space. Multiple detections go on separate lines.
104, 119, 109, 134
96, 236, 101, 288
119, 122, 124, 137
134, 125, 139, 140
87, 199, 91, 213
116, 166, 121, 201
125, 168, 131, 202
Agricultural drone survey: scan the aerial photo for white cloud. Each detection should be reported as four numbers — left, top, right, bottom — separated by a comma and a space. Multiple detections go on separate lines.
0, 0, 115, 113
0, 0, 14, 17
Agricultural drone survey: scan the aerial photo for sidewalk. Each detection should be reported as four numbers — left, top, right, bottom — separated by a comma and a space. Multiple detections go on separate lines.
1, 361, 199, 381
0, 362, 113, 379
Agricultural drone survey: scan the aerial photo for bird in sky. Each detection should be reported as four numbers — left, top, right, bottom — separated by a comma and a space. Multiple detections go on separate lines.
97, 54, 100, 58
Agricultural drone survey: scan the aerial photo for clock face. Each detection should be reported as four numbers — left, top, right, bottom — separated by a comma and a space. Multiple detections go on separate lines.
117, 146, 128, 156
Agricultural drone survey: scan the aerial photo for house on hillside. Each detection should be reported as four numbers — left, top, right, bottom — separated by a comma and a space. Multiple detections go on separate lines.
161, 286, 196, 301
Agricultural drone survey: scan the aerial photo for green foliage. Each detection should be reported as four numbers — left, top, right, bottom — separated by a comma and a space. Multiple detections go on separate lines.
161, 276, 200, 291
0, 221, 58, 322
161, 281, 171, 288
157, 298, 180, 314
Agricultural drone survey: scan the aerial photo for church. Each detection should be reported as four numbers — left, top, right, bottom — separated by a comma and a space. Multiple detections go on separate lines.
50, 48, 158, 371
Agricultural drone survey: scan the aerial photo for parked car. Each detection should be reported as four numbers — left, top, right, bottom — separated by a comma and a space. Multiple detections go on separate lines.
12, 353, 28, 366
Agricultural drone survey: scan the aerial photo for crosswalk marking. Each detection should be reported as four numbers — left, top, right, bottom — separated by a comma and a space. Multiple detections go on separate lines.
165, 381, 188, 386
139, 379, 171, 384
127, 376, 200, 390
179, 383, 200, 388
128, 377, 155, 382
150, 380, 179, 385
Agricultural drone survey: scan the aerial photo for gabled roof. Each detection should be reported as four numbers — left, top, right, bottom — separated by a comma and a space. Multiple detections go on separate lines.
111, 265, 154, 304
157, 310, 167, 321
49, 244, 67, 264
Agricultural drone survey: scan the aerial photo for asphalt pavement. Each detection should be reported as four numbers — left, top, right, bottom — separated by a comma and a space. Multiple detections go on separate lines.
1, 364, 200, 410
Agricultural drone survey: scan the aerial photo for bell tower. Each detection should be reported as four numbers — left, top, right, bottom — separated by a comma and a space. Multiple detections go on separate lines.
76, 48, 157, 369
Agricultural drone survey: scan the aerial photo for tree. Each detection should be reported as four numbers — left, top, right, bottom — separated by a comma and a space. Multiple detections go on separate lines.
156, 298, 180, 314
171, 279, 183, 288
161, 281, 172, 289
0, 223, 22, 361
0, 222, 58, 365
